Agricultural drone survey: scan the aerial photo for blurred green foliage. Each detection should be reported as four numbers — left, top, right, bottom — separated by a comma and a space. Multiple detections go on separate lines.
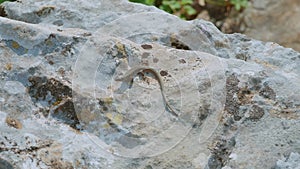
129, 0, 155, 6
159, 0, 196, 19
129, 0, 248, 20
229, 0, 248, 10
130, 0, 196, 19
205, 0, 248, 10
0, 0, 13, 4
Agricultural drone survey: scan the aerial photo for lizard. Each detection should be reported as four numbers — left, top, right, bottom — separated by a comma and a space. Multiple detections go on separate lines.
115, 65, 179, 118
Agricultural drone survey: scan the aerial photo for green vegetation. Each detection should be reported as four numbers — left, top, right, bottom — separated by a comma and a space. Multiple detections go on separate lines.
0, 0, 14, 4
229, 0, 248, 10
129, 0, 154, 6
129, 0, 248, 20
130, 0, 196, 19
205, 0, 248, 10
159, 0, 196, 19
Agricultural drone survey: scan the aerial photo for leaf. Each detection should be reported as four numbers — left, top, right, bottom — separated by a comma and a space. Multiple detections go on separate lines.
181, 0, 193, 5
159, 4, 173, 13
230, 0, 248, 10
184, 5, 197, 15
0, 0, 10, 3
241, 0, 248, 7
169, 1, 181, 10
145, 0, 155, 5
235, 3, 241, 10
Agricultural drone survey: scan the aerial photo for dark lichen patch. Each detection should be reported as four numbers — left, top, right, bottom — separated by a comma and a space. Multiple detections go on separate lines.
280, 110, 297, 118
37, 142, 74, 169
41, 34, 70, 56
28, 77, 72, 104
35, 6, 55, 17
114, 41, 127, 58
235, 53, 247, 61
208, 137, 236, 169
98, 97, 113, 106
237, 86, 254, 104
44, 34, 56, 46
270, 108, 299, 120
61, 44, 73, 56
0, 136, 53, 159
27, 76, 48, 100
247, 105, 264, 121
198, 105, 210, 122
259, 84, 276, 100
170, 36, 190, 50
225, 74, 241, 121
50, 99, 80, 130
178, 58, 186, 64
13, 33, 75, 57
41, 159, 73, 169
222, 116, 236, 133
5, 117, 22, 129
4, 63, 12, 71
48, 60, 54, 65
225, 74, 267, 122
268, 99, 299, 119
214, 41, 227, 48
159, 70, 168, 77
141, 44, 152, 49
28, 76, 80, 130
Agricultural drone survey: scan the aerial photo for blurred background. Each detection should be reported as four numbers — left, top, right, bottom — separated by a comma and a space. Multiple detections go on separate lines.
1, 0, 299, 52
129, 0, 300, 52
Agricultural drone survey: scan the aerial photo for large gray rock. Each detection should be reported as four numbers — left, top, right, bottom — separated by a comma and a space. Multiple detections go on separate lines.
274, 152, 300, 169
242, 0, 300, 52
0, 0, 299, 168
